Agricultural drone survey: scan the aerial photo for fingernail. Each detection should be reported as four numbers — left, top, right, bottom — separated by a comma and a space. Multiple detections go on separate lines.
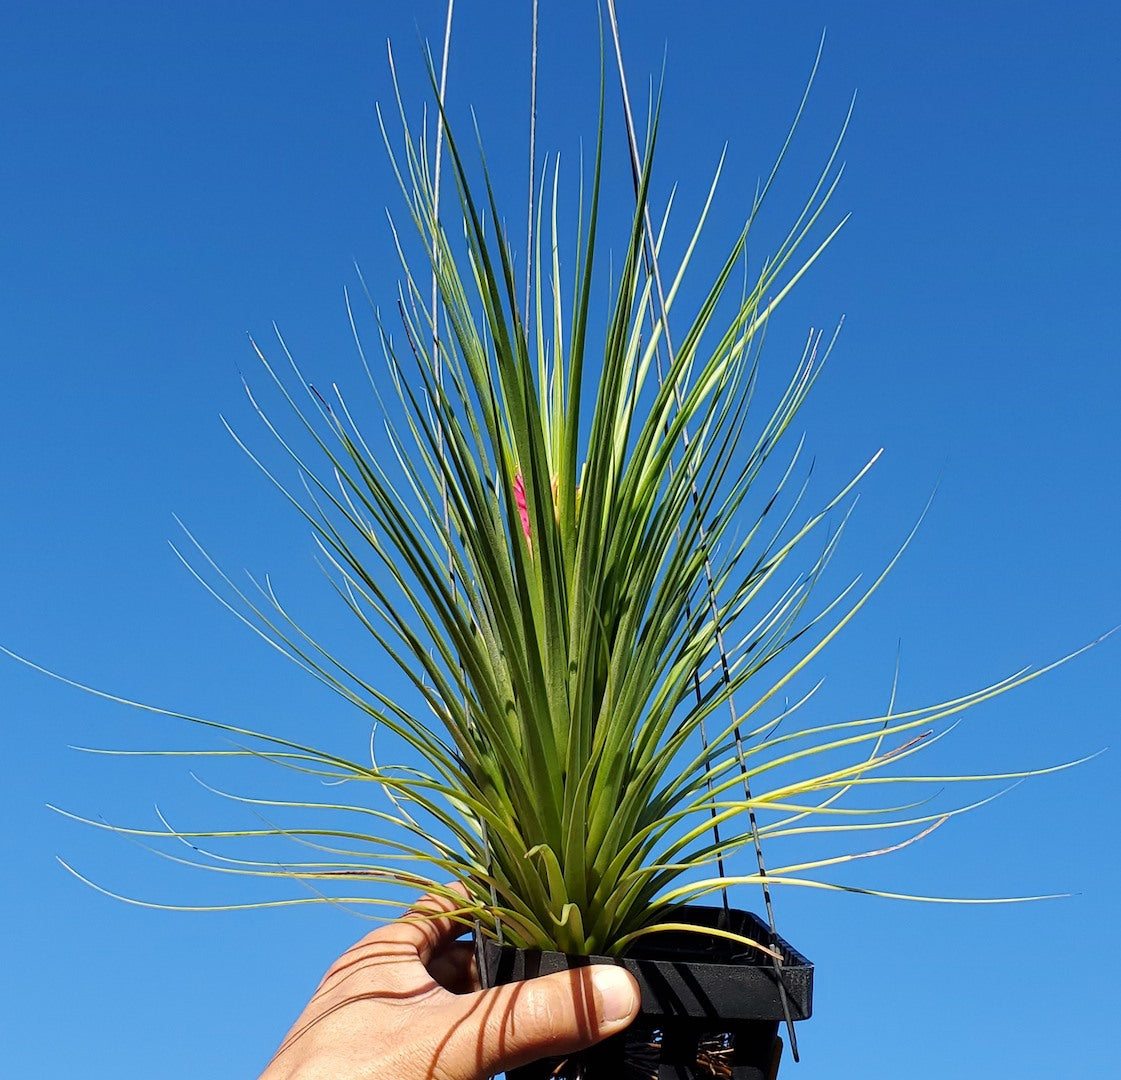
592, 967, 638, 1025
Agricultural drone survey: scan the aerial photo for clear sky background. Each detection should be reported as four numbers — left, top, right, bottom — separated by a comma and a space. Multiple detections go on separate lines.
2, 2, 1118, 1078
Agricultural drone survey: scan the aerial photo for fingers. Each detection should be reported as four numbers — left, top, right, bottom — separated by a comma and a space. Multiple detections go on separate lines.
372, 882, 476, 964
426, 939, 478, 994
315, 884, 475, 1003
455, 964, 640, 1077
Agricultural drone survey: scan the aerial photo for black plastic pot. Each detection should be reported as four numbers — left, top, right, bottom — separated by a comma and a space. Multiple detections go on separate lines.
481, 906, 813, 1080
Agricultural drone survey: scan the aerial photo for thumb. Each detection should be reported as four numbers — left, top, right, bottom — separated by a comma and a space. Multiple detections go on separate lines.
465, 964, 640, 1077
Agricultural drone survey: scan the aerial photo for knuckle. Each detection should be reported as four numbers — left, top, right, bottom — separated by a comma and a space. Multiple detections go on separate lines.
512, 981, 568, 1040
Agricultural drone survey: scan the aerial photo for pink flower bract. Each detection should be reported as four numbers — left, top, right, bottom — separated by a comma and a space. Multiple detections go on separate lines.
514, 471, 531, 543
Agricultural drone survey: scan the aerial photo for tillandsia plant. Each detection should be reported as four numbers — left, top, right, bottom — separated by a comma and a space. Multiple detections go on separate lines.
38, 17, 1095, 969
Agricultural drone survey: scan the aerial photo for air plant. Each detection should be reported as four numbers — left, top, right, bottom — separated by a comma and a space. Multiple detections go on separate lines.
35, 17, 1095, 972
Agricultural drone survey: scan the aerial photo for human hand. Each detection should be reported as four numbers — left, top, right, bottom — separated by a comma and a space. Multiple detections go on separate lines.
258, 885, 641, 1080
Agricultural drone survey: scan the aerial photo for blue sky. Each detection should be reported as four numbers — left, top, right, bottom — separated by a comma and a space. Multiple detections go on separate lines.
2, 2, 1118, 1077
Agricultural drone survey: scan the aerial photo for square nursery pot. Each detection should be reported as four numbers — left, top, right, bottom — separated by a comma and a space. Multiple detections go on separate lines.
481, 905, 813, 1080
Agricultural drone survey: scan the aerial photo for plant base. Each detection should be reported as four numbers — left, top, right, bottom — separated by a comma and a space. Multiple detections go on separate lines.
482, 906, 812, 1080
